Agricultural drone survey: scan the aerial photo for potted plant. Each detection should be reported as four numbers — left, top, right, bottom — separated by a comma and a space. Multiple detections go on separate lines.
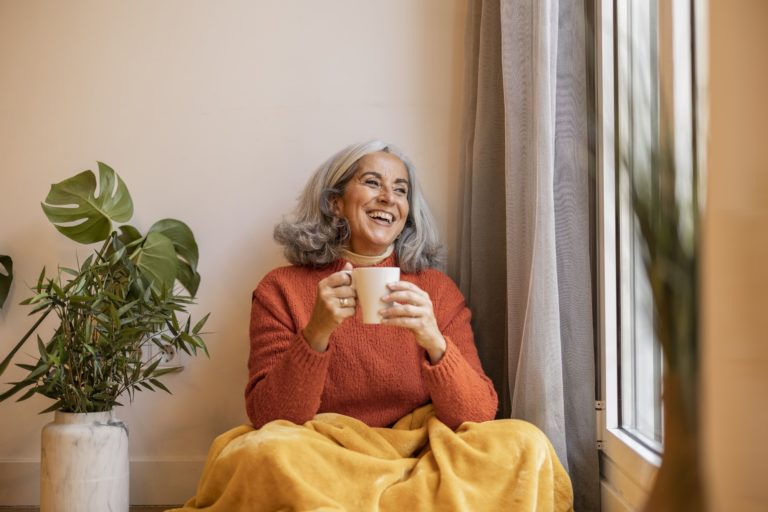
0, 162, 209, 512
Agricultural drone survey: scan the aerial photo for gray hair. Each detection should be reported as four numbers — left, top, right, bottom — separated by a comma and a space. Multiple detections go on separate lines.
274, 140, 444, 272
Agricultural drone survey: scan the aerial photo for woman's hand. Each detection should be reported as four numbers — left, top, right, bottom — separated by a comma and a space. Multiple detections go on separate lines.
380, 281, 447, 363
303, 262, 356, 352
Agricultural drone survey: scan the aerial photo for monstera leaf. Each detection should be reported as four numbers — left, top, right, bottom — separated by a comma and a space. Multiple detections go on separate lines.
117, 220, 200, 296
133, 232, 178, 293
41, 162, 134, 244
148, 219, 200, 296
0, 255, 12, 309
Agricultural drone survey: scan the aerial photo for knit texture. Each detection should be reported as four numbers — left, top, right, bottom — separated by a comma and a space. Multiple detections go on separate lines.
245, 254, 499, 430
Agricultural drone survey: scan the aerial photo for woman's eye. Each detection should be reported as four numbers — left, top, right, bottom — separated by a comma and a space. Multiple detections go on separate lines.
395, 188, 408, 195
364, 179, 380, 187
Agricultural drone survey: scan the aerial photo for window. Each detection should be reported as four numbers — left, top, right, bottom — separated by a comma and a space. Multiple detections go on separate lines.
615, 0, 663, 453
596, 0, 703, 510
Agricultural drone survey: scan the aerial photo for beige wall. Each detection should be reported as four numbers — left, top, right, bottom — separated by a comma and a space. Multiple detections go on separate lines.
703, 1, 768, 510
0, 1, 467, 504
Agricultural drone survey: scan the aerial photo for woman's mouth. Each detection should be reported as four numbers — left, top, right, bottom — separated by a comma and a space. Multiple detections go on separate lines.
366, 210, 394, 225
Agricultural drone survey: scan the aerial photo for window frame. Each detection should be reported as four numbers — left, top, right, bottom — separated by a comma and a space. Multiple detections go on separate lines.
596, 0, 704, 510
596, 0, 660, 508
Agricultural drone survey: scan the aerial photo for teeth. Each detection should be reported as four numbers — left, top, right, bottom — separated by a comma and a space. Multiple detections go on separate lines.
368, 211, 393, 223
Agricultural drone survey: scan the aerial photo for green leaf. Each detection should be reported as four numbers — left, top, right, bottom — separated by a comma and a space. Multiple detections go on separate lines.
148, 219, 200, 296
152, 366, 181, 378
149, 378, 171, 394
36, 266, 47, 292
59, 267, 79, 277
37, 335, 48, 362
0, 255, 12, 309
39, 400, 66, 414
0, 380, 35, 402
175, 263, 201, 298
26, 362, 51, 380
41, 162, 134, 244
148, 219, 199, 270
0, 308, 53, 377
142, 357, 162, 378
16, 386, 39, 403
132, 232, 177, 293
117, 225, 144, 248
192, 313, 210, 335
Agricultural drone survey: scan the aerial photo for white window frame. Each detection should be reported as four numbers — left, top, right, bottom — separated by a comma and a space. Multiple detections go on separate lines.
596, 0, 659, 509
596, 0, 705, 510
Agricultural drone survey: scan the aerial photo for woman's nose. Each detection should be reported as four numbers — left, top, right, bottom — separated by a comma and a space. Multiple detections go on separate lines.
377, 187, 394, 203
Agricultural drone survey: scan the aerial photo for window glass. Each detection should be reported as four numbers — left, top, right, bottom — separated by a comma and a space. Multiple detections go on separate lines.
615, 0, 663, 450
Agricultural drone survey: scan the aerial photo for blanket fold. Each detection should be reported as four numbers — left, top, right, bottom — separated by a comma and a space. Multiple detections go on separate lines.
169, 406, 573, 511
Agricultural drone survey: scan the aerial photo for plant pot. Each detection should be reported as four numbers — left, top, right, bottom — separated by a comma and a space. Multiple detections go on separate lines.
40, 410, 129, 512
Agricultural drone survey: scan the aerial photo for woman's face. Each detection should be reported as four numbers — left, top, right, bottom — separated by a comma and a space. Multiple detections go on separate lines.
334, 151, 410, 256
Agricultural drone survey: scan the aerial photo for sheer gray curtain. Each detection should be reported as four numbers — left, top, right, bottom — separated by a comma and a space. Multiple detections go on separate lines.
459, 0, 598, 510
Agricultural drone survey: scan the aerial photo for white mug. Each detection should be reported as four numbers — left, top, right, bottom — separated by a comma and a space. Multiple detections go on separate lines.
351, 267, 401, 324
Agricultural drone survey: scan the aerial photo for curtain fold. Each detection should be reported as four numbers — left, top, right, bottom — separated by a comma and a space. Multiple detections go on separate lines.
459, 0, 511, 417
459, 0, 598, 509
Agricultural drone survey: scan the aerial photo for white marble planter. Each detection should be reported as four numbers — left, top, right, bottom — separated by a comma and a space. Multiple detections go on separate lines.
40, 410, 129, 512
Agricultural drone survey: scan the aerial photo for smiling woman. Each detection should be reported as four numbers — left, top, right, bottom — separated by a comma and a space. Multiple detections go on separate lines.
169, 140, 574, 511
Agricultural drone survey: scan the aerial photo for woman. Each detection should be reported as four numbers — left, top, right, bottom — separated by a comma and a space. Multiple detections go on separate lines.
174, 141, 573, 512
245, 140, 498, 430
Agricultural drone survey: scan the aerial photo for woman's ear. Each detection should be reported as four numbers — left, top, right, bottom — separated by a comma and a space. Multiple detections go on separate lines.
330, 195, 342, 217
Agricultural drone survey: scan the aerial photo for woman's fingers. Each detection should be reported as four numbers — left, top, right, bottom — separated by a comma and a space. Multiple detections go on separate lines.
380, 281, 437, 328
382, 282, 431, 309
379, 280, 446, 359
326, 269, 353, 288
303, 264, 356, 350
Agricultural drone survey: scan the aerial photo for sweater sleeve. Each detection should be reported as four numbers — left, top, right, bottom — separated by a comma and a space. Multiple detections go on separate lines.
421, 274, 499, 429
244, 273, 331, 429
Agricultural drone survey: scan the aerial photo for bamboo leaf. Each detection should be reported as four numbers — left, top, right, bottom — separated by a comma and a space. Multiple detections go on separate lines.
142, 356, 161, 378
0, 308, 53, 377
192, 313, 210, 335
36, 267, 47, 292
152, 366, 182, 377
16, 386, 39, 402
39, 400, 66, 414
149, 378, 171, 394
0, 380, 35, 401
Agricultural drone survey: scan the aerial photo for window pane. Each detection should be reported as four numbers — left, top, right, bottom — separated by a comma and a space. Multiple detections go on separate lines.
616, 0, 663, 450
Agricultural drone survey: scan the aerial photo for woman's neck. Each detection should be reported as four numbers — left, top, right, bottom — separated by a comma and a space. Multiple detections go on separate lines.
341, 245, 394, 266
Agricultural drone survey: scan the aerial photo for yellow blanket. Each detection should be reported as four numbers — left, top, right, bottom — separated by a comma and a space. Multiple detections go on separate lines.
170, 406, 573, 511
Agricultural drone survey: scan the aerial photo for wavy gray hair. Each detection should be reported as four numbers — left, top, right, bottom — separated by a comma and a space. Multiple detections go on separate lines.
274, 140, 444, 272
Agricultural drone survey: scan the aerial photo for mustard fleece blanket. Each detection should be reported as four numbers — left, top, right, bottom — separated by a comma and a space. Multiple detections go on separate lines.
170, 406, 573, 511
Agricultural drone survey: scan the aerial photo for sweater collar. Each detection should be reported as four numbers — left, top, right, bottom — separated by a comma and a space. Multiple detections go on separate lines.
340, 245, 395, 267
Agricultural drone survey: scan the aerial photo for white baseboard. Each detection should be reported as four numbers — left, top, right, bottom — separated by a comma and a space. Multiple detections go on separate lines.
0, 458, 206, 506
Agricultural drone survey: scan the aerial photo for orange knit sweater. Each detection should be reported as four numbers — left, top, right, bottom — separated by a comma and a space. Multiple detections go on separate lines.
245, 254, 499, 430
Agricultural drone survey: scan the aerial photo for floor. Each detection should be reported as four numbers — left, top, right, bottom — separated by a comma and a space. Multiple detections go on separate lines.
0, 508, 178, 511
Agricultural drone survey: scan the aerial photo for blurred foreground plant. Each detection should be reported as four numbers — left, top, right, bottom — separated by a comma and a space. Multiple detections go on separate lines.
633, 142, 703, 512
